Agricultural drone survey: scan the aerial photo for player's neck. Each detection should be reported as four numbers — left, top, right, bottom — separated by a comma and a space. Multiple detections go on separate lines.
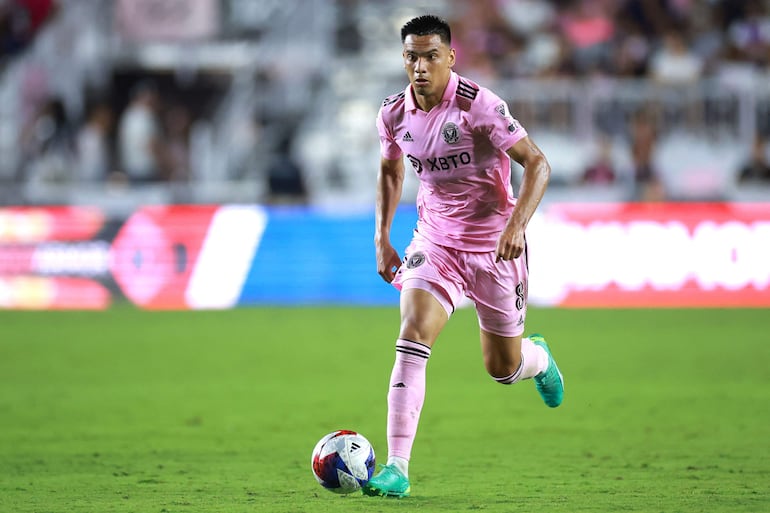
412, 86, 447, 112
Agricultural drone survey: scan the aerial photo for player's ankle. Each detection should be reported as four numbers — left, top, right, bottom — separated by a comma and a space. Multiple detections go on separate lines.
387, 456, 409, 478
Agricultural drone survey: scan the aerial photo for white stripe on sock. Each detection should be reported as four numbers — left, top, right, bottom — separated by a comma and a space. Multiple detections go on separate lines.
493, 359, 523, 385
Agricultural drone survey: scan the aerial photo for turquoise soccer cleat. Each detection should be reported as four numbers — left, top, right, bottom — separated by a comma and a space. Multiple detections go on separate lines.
530, 334, 564, 408
362, 464, 411, 498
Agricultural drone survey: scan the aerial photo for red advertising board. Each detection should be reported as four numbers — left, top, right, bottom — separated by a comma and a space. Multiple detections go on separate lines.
527, 203, 770, 308
109, 205, 218, 309
0, 207, 111, 309
0, 206, 104, 243
0, 203, 768, 309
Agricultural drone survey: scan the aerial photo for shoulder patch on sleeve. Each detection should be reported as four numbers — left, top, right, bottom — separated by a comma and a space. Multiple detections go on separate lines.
456, 78, 479, 101
382, 91, 405, 107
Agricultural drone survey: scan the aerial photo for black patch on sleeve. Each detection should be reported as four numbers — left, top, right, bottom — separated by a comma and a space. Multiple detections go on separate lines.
382, 91, 406, 106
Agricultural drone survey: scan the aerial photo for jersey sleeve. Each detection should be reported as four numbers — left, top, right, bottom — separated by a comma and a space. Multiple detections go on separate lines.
376, 107, 403, 160
474, 90, 528, 151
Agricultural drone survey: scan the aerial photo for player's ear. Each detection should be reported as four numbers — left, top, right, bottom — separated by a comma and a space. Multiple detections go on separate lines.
448, 47, 456, 68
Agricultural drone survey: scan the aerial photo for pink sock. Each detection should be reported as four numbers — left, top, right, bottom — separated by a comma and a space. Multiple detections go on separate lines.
520, 336, 549, 379
387, 338, 431, 461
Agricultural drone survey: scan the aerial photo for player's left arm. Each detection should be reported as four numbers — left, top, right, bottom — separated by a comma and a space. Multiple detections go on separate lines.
496, 136, 551, 261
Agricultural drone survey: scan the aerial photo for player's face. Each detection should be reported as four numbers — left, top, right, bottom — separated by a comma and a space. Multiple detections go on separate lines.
402, 34, 455, 106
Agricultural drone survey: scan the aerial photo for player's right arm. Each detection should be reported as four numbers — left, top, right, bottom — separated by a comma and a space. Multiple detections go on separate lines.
375, 156, 405, 283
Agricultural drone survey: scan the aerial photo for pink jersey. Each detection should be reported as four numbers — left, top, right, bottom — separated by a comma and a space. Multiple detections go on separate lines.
376, 71, 528, 252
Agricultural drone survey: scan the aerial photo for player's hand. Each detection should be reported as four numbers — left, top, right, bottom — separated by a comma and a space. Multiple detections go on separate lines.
495, 228, 525, 262
376, 242, 402, 283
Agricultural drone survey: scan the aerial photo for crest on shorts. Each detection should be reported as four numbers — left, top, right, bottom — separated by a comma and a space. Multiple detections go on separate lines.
406, 252, 426, 269
441, 122, 460, 144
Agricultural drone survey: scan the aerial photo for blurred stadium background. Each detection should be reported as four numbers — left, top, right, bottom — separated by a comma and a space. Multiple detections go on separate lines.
2, 3, 769, 512
0, 0, 769, 309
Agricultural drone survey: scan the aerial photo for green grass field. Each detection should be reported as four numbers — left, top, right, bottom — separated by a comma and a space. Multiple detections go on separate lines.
1, 306, 768, 513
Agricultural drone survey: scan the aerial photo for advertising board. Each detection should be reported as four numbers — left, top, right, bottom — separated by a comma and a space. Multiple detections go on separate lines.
1, 203, 767, 309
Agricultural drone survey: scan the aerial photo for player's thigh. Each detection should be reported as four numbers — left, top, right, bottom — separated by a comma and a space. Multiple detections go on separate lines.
480, 330, 522, 377
393, 235, 464, 347
393, 235, 464, 311
399, 287, 449, 347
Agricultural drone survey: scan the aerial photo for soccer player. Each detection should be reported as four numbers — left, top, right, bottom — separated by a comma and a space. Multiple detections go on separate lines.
362, 15, 564, 498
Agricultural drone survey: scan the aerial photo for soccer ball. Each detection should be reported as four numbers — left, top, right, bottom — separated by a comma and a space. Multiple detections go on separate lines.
311, 430, 376, 494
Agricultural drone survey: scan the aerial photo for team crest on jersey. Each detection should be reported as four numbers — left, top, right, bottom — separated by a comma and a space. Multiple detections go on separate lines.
495, 103, 507, 118
406, 252, 426, 269
442, 122, 460, 144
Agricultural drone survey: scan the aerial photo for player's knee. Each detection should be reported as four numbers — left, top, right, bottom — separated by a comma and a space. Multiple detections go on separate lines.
399, 314, 441, 346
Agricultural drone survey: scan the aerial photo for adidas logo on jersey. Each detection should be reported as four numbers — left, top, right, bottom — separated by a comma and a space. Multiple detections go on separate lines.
402, 131, 414, 142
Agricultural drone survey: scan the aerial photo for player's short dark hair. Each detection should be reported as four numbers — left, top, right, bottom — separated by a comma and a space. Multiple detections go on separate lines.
400, 15, 451, 45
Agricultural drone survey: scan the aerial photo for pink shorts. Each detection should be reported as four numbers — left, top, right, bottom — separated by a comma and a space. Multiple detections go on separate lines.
392, 232, 528, 337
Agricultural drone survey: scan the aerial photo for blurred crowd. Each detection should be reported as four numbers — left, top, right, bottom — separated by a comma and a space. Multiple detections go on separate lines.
18, 79, 195, 188
3, 0, 770, 206
0, 0, 57, 72
576, 112, 769, 201
441, 0, 770, 83
343, 0, 770, 201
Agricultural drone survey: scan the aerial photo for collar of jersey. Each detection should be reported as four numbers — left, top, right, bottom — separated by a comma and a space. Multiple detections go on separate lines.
405, 71, 459, 112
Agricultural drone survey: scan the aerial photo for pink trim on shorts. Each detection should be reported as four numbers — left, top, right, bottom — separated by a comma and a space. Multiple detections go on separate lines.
399, 278, 454, 317
477, 315, 525, 338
